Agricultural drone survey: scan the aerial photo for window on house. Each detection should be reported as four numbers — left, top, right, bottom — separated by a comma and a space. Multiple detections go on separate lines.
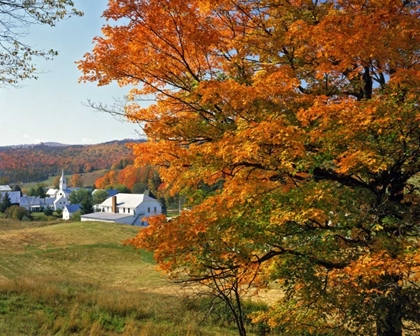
128, 209, 130, 214
148, 207, 150, 213
123, 208, 125, 213
154, 207, 157, 213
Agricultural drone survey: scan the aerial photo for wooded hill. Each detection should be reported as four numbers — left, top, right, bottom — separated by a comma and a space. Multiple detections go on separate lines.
0, 140, 143, 183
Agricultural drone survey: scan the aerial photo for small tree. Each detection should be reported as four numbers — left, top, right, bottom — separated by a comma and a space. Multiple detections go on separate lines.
0, 192, 12, 213
92, 189, 109, 205
13, 185, 22, 197
52, 175, 60, 189
70, 173, 83, 188
36, 185, 46, 198
70, 211, 81, 221
80, 197, 93, 215
132, 183, 148, 194
43, 208, 53, 216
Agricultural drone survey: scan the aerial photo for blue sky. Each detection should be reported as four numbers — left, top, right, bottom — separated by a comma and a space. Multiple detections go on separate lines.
0, 1, 143, 147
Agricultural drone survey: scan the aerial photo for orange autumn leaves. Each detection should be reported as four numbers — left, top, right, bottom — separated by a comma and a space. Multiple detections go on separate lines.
79, 0, 420, 334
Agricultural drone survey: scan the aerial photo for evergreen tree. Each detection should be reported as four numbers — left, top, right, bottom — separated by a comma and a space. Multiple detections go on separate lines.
13, 185, 22, 197
0, 192, 12, 213
80, 197, 93, 215
36, 185, 46, 198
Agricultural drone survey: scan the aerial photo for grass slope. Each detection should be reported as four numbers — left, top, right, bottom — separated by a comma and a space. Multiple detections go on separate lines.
21, 169, 109, 189
0, 221, 241, 336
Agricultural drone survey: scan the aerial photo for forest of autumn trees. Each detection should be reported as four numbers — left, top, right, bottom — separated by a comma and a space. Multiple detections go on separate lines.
94, 164, 161, 192
79, 1, 420, 335
0, 141, 138, 183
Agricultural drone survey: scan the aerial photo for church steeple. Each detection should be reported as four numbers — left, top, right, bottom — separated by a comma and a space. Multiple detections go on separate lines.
59, 169, 67, 191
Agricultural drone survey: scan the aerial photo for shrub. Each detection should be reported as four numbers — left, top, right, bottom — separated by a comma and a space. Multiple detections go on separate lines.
5, 206, 31, 221
70, 211, 81, 221
43, 208, 53, 216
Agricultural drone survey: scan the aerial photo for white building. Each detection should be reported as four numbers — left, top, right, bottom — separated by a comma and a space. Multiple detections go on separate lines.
81, 191, 162, 226
18, 171, 73, 211
63, 204, 81, 220
47, 170, 76, 200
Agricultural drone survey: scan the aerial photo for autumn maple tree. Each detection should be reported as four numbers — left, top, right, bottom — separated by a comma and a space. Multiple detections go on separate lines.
79, 1, 420, 335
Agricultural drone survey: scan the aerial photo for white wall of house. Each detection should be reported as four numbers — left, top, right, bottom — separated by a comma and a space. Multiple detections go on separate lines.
95, 193, 162, 225
54, 196, 69, 210
133, 199, 162, 217
62, 207, 71, 220
81, 217, 115, 223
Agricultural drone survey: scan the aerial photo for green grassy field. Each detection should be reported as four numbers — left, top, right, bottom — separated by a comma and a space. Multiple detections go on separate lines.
0, 220, 254, 335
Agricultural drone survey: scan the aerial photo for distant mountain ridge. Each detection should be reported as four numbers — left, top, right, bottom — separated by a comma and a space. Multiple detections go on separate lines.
0, 139, 146, 183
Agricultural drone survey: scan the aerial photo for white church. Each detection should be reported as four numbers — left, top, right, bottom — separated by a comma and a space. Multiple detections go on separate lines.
18, 170, 74, 212
45, 170, 75, 210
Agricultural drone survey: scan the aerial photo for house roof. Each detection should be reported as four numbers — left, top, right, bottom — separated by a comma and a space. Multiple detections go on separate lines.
19, 196, 41, 207
44, 198, 55, 205
46, 188, 58, 196
100, 193, 158, 209
20, 196, 55, 207
81, 212, 133, 221
0, 191, 20, 203
106, 189, 119, 197
0, 185, 12, 191
54, 196, 67, 204
64, 204, 81, 213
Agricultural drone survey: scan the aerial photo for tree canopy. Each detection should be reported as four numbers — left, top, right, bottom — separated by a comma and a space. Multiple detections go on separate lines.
69, 189, 91, 205
92, 189, 109, 205
70, 173, 83, 188
0, 0, 82, 85
79, 1, 420, 335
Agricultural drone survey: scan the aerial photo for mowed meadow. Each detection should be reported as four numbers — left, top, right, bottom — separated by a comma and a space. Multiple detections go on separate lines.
0, 220, 259, 336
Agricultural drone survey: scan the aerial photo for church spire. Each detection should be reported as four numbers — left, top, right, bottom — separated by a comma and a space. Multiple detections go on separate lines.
59, 169, 67, 191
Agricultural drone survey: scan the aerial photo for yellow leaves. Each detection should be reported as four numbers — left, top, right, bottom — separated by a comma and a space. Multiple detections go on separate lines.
81, 1, 420, 332
330, 248, 420, 292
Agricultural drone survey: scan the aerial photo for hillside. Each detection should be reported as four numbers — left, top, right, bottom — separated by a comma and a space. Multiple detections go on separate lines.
0, 221, 241, 335
21, 169, 110, 189
0, 140, 145, 183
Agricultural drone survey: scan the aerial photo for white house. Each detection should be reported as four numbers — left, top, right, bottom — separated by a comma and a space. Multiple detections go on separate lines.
81, 191, 162, 226
63, 204, 81, 220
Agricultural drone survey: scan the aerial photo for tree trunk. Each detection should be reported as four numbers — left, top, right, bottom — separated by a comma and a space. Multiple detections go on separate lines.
376, 279, 403, 336
376, 311, 402, 336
